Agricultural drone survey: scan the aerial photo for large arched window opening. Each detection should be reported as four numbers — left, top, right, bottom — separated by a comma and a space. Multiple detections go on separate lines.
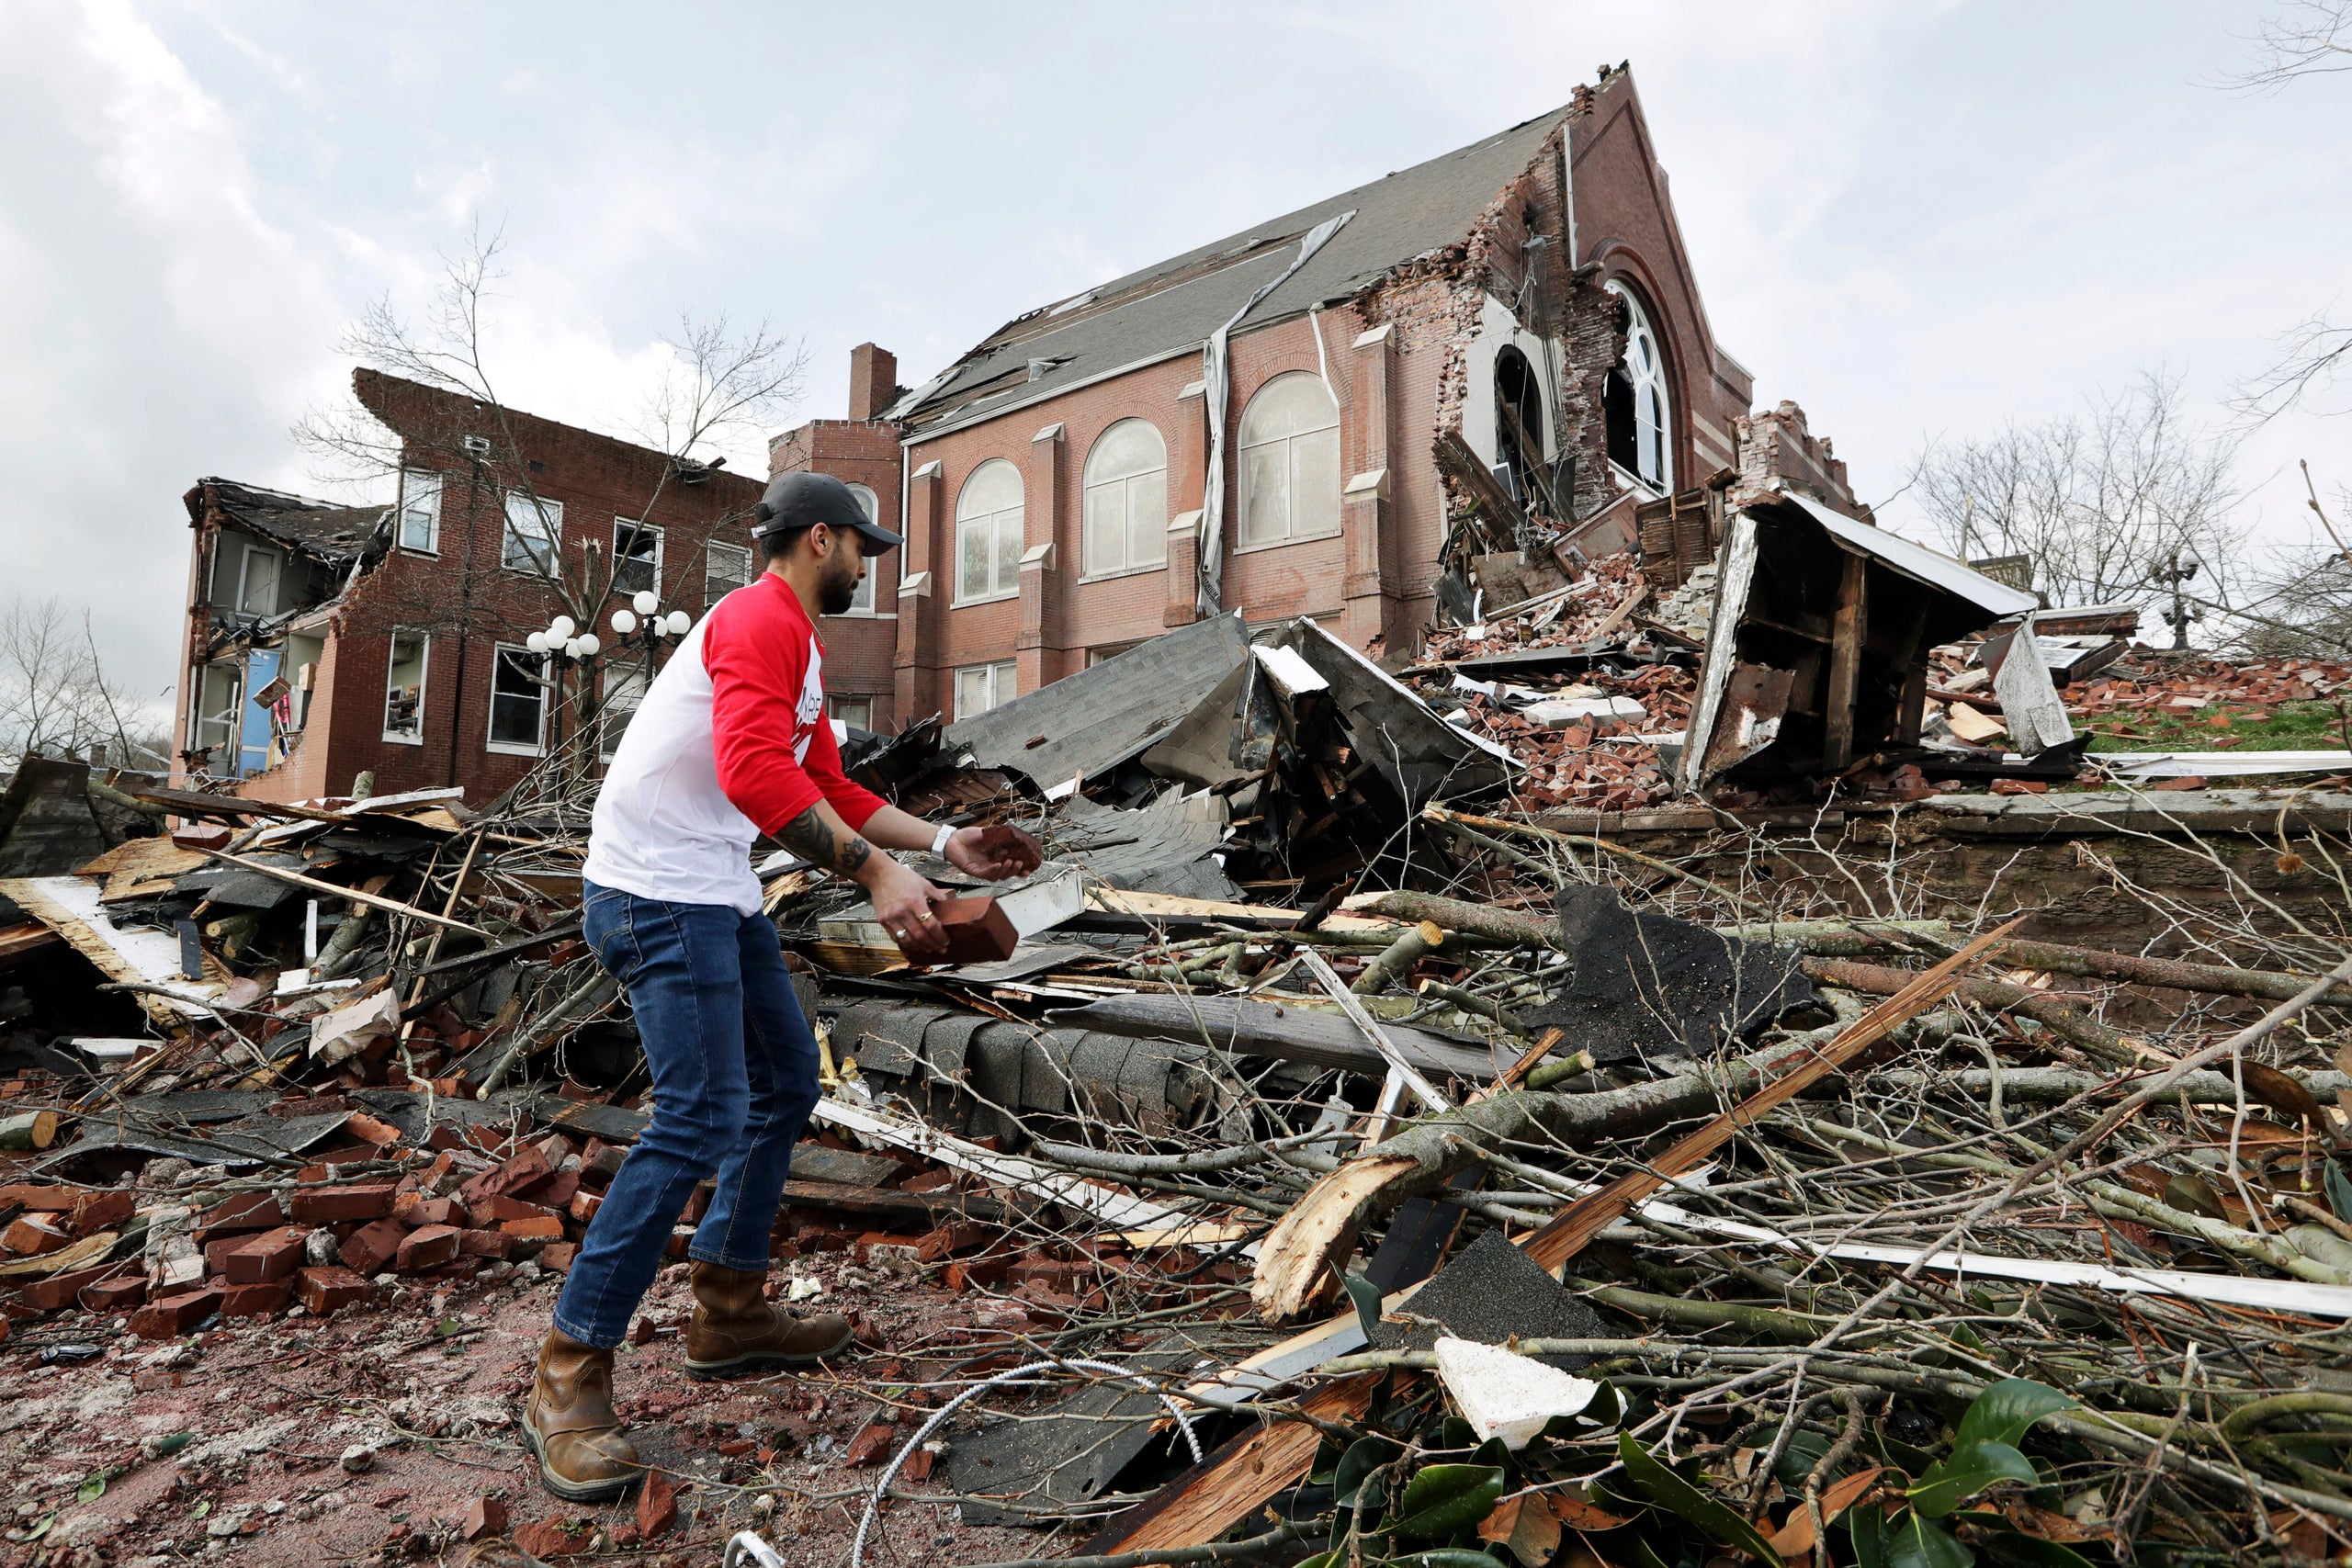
1081, 419, 1168, 577
956, 459, 1024, 604
1602, 282, 1670, 491
1237, 372, 1341, 548
1493, 344, 1546, 508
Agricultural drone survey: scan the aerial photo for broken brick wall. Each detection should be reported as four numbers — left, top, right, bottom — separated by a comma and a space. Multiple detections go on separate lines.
1734, 400, 1872, 522
769, 407, 906, 729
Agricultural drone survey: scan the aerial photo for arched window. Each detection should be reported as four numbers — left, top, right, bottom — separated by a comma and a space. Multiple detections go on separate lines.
842, 483, 879, 614
956, 460, 1023, 604
1493, 344, 1546, 504
1237, 372, 1341, 548
1602, 282, 1670, 491
1081, 420, 1168, 577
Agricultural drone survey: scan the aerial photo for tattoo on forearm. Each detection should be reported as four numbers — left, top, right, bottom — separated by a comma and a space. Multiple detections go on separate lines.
779, 806, 873, 875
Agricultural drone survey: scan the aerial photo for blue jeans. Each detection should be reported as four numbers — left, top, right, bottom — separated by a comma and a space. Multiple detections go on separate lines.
551, 880, 821, 1348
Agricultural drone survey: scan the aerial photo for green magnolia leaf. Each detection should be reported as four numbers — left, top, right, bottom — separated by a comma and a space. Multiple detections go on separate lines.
1293, 1554, 1340, 1568
1389, 1463, 1506, 1540
1849, 1505, 1891, 1568
1614, 1432, 1786, 1568
25, 1516, 54, 1543
1334, 1436, 1401, 1509
1953, 1380, 2078, 1454
75, 1476, 105, 1504
1978, 1531, 2100, 1568
1887, 1510, 1976, 1568
1391, 1552, 1510, 1568
1342, 1273, 1383, 1340
1909, 1440, 2040, 1517
2329, 1160, 2352, 1224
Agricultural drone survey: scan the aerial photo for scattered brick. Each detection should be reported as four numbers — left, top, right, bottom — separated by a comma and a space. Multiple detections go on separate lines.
500, 1215, 565, 1241
400, 1196, 466, 1230
458, 1145, 553, 1209
290, 1182, 397, 1224
79, 1275, 147, 1314
843, 1423, 897, 1467
458, 1228, 515, 1259
538, 1170, 581, 1209
394, 1224, 462, 1271
944, 1256, 1012, 1292
224, 1227, 307, 1284
663, 1227, 695, 1259
512, 1517, 592, 1558
294, 1266, 377, 1315
130, 1286, 222, 1339
67, 1188, 136, 1235
463, 1496, 507, 1540
3, 1214, 70, 1257
217, 1279, 291, 1317
343, 1112, 403, 1145
339, 1219, 411, 1276
21, 1261, 117, 1311
478, 1194, 559, 1224
636, 1470, 678, 1539
539, 1242, 578, 1272
568, 1190, 603, 1224
900, 1448, 936, 1483
0, 1183, 75, 1213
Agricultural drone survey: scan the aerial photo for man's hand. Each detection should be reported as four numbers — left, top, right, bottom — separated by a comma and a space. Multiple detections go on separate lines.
944, 824, 1044, 881
868, 857, 951, 960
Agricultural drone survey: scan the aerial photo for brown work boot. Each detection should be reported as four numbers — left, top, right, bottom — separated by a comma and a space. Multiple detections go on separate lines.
684, 1259, 854, 1378
520, 1327, 642, 1501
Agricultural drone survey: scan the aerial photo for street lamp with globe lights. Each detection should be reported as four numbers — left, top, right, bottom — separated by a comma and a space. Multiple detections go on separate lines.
528, 599, 696, 774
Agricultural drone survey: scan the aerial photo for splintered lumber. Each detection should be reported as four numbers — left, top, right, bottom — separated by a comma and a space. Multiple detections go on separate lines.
1295, 948, 1448, 1112
205, 851, 487, 939
0, 1111, 60, 1151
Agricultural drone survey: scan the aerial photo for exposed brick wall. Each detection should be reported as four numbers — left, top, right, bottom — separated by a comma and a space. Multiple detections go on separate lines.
1735, 400, 1872, 521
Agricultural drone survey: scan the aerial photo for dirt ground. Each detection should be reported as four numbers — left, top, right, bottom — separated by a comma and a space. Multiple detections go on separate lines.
2, 1252, 1076, 1568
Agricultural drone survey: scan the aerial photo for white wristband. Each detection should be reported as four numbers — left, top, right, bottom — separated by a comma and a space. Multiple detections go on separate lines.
930, 822, 955, 858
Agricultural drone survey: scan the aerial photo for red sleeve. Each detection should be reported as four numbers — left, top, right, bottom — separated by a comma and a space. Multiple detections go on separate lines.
704, 581, 886, 838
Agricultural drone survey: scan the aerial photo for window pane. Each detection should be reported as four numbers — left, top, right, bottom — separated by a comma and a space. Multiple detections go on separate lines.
995, 513, 1023, 590
958, 460, 1022, 521
614, 520, 659, 596
400, 471, 440, 552
955, 667, 988, 719
705, 543, 751, 604
1240, 443, 1289, 546
1291, 427, 1341, 537
239, 549, 279, 615
503, 494, 560, 573
846, 484, 880, 524
1083, 482, 1125, 574
1086, 420, 1165, 484
848, 570, 875, 614
1240, 373, 1339, 445
490, 649, 546, 747
960, 521, 989, 600
1126, 472, 1166, 565
384, 631, 426, 741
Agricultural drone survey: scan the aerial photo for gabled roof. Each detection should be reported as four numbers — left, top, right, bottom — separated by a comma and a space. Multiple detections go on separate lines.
185, 478, 387, 563
899, 105, 1577, 437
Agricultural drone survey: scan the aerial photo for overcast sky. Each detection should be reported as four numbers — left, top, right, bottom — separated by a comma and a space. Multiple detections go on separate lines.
4, 0, 2346, 722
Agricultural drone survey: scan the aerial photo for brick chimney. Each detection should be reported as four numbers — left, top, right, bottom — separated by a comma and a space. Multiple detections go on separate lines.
847, 343, 898, 423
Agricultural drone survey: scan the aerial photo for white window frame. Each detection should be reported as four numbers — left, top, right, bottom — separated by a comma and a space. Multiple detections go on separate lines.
236, 544, 282, 617
839, 484, 880, 615
503, 491, 563, 576
612, 517, 662, 599
486, 643, 549, 756
829, 695, 874, 731
954, 460, 1024, 606
1606, 281, 1672, 493
1235, 371, 1343, 552
953, 660, 1018, 720
398, 469, 442, 555
705, 541, 752, 605
1080, 420, 1170, 581
598, 662, 647, 763
381, 628, 429, 746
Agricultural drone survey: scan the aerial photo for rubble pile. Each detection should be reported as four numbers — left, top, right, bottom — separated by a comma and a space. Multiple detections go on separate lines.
9, 500, 2352, 1566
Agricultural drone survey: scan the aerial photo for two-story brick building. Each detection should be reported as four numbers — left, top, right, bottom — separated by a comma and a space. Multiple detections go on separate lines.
771, 67, 1868, 734
174, 370, 767, 804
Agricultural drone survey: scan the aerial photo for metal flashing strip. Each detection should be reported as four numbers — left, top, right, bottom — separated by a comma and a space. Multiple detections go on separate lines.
1779, 491, 2040, 619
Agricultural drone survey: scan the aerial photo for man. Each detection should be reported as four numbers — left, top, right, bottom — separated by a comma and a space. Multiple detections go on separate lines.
524, 471, 1036, 1501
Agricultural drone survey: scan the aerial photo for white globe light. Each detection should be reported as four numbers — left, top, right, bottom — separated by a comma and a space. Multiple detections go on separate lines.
575, 633, 601, 658
665, 610, 691, 637
548, 615, 576, 640
526, 631, 549, 654
631, 590, 658, 616
562, 637, 582, 659
610, 609, 637, 635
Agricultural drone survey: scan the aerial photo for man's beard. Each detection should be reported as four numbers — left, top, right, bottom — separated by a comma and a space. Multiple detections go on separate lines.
818, 555, 862, 615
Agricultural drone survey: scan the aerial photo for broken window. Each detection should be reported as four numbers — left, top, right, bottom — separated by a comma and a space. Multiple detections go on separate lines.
189, 660, 242, 769
1081, 419, 1169, 577
613, 518, 662, 597
1603, 282, 1669, 491
1493, 344, 1547, 506
954, 659, 1017, 719
599, 663, 646, 762
487, 645, 548, 754
236, 545, 281, 617
398, 469, 442, 554
502, 491, 562, 575
956, 460, 1024, 604
705, 542, 752, 605
830, 694, 873, 730
382, 630, 428, 744
1238, 372, 1340, 548
842, 485, 879, 614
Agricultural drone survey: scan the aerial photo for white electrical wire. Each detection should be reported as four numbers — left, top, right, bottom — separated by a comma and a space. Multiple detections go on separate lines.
848, 1357, 1204, 1568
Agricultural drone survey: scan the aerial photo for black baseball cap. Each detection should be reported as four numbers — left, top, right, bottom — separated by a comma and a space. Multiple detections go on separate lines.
752, 471, 903, 553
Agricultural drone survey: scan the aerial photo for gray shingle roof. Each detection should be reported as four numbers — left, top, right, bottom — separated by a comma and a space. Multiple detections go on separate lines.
899, 105, 1575, 436
189, 478, 387, 563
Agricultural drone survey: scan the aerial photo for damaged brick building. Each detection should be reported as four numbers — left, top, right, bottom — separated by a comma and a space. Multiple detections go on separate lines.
772, 65, 1867, 732
173, 372, 767, 804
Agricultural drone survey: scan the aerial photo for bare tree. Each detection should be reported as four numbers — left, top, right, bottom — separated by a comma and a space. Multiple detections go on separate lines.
0, 598, 161, 763
2216, 0, 2352, 92
1906, 370, 2245, 625
294, 226, 808, 777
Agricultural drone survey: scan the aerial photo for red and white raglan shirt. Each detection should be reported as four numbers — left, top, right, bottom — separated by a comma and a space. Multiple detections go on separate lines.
584, 573, 884, 917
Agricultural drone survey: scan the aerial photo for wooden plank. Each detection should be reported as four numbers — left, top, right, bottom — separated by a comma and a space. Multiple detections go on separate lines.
204, 850, 486, 938
0, 875, 216, 1025
1822, 549, 1868, 771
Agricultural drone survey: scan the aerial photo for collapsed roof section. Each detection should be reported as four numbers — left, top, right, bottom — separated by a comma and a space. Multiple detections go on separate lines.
183, 478, 387, 570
